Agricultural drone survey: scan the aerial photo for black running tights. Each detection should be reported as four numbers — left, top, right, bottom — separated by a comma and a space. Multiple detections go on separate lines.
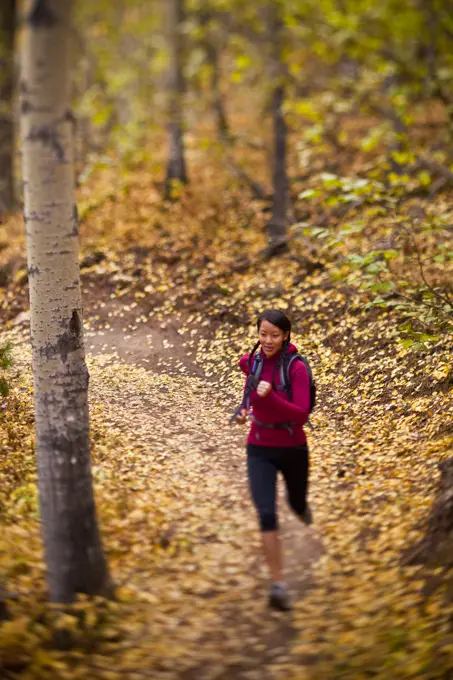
246, 443, 309, 532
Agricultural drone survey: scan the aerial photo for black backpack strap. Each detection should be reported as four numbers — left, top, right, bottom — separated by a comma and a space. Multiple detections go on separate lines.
278, 360, 286, 392
230, 352, 263, 423
251, 416, 298, 439
280, 354, 314, 405
245, 353, 263, 407
295, 355, 316, 428
280, 354, 304, 399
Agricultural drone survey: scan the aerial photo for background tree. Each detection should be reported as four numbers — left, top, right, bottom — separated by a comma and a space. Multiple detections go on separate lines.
197, 5, 230, 142
0, 585, 9, 621
73, 0, 163, 168
19, 0, 110, 603
264, 0, 289, 257
0, 0, 16, 213
165, 0, 188, 196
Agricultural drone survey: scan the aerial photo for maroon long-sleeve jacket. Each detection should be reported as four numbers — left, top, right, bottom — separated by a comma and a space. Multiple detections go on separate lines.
239, 343, 311, 447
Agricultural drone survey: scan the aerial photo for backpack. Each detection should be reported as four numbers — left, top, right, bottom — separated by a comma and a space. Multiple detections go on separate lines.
230, 350, 317, 425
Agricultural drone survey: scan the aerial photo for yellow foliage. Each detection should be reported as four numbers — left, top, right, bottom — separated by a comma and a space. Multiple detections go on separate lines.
0, 113, 452, 680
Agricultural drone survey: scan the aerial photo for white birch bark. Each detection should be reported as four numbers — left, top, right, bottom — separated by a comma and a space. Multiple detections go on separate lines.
19, 0, 110, 603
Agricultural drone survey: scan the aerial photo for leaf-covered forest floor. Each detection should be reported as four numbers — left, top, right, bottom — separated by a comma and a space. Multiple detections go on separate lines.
1, 102, 453, 679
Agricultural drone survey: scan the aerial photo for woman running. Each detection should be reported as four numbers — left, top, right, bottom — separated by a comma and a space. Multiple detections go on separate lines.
235, 309, 312, 611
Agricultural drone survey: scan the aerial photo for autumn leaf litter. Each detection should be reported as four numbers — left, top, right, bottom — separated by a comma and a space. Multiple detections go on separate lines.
0, 154, 453, 679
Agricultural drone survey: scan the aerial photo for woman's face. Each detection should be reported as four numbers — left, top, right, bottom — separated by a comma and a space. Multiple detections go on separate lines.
258, 319, 289, 358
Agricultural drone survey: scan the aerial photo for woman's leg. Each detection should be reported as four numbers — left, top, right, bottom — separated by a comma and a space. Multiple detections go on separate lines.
261, 531, 282, 583
246, 449, 283, 583
280, 445, 309, 520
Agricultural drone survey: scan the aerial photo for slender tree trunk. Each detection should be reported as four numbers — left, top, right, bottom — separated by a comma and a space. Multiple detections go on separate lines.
19, 0, 110, 604
207, 42, 230, 141
269, 82, 288, 240
199, 12, 230, 142
165, 0, 188, 196
266, 0, 289, 255
0, 584, 9, 621
0, 0, 16, 212
212, 56, 229, 141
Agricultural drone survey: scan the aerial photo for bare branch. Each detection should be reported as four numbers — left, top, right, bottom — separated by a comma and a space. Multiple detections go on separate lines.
400, 224, 453, 312
225, 157, 270, 202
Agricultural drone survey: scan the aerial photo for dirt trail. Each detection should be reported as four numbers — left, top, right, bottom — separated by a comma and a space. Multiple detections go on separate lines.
84, 310, 324, 679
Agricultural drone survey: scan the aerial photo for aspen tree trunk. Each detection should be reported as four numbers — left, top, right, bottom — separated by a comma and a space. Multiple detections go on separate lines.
19, 0, 110, 604
266, 0, 289, 256
0, 0, 15, 212
165, 0, 188, 196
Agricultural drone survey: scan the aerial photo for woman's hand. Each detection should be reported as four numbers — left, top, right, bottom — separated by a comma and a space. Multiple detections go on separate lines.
236, 408, 249, 425
256, 380, 272, 398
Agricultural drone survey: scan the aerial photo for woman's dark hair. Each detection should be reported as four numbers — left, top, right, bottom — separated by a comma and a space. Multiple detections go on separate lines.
257, 309, 291, 338
248, 309, 292, 384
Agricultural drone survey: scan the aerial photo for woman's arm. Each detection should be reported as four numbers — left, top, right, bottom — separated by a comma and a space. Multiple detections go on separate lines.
232, 354, 252, 422
239, 354, 251, 375
250, 360, 310, 424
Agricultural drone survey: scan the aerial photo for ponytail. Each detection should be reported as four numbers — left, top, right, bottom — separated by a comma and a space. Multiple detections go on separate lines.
247, 340, 261, 373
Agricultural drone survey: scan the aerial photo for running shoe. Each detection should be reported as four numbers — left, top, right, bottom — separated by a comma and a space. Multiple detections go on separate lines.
302, 503, 313, 525
269, 583, 292, 612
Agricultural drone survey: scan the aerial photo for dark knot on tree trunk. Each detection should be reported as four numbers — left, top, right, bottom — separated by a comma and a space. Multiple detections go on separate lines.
27, 0, 57, 28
